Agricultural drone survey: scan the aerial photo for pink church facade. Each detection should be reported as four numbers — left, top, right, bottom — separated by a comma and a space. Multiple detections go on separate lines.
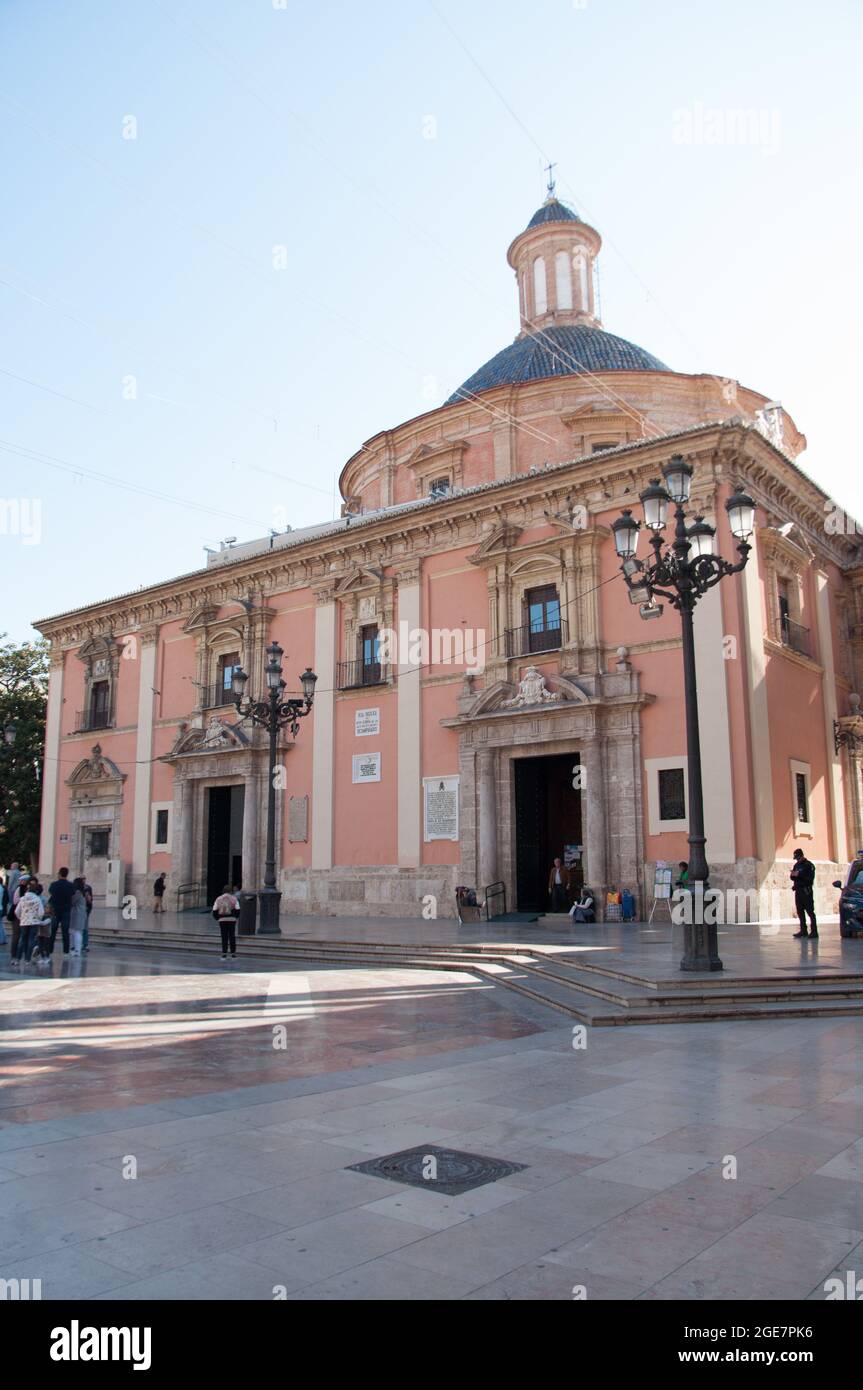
35, 194, 863, 921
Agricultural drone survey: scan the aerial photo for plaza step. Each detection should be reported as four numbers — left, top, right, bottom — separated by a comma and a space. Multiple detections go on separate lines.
87, 924, 863, 1027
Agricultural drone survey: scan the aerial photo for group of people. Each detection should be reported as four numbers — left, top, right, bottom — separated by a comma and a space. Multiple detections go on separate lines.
1, 864, 92, 968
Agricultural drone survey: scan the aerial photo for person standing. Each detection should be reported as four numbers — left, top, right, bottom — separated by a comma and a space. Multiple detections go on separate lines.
81, 876, 93, 952
153, 873, 167, 914
48, 867, 75, 956
14, 881, 45, 967
69, 878, 88, 955
6, 862, 21, 904
212, 885, 240, 960
791, 848, 818, 938
547, 857, 571, 912
8, 872, 30, 966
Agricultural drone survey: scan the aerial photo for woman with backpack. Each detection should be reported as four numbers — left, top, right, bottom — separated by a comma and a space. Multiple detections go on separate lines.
212, 885, 240, 960
13, 879, 46, 968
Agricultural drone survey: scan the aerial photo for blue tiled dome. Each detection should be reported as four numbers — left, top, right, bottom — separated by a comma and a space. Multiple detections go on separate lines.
446, 324, 670, 403
526, 197, 580, 228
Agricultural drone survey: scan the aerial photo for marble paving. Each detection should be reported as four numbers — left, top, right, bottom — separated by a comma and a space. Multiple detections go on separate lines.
1, 940, 862, 1300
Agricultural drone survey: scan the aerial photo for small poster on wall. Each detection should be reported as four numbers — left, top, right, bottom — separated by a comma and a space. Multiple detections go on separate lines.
355, 707, 380, 737
423, 776, 459, 841
564, 844, 582, 868
352, 751, 381, 783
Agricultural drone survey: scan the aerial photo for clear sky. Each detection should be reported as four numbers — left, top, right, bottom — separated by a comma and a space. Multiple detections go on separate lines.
1, 0, 860, 644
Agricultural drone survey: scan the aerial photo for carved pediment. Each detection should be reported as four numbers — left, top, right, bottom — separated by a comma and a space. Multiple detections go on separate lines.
76, 634, 119, 663
183, 605, 221, 633
468, 522, 524, 565
334, 564, 386, 596
166, 717, 251, 757
761, 522, 815, 568
67, 743, 126, 786
405, 439, 469, 470
464, 670, 590, 718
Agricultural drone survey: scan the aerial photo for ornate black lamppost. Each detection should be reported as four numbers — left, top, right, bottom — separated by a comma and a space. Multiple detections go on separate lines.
231, 643, 317, 935
611, 456, 756, 972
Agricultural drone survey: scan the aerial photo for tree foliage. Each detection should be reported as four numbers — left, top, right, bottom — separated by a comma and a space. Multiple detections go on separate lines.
0, 633, 49, 867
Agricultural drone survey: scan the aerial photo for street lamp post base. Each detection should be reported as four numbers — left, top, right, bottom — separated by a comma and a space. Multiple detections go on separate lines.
680, 920, 723, 972
257, 890, 282, 935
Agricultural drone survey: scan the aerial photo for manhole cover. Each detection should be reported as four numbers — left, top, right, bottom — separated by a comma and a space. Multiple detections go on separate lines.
348, 1144, 527, 1195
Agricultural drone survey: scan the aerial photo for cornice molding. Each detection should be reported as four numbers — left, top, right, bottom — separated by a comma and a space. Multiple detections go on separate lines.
35, 423, 863, 648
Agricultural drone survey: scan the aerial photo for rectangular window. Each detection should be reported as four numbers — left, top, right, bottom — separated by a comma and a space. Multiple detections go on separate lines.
658, 767, 686, 822
591, 441, 617, 453
155, 809, 169, 846
360, 625, 381, 684
778, 579, 791, 642
218, 652, 241, 694
90, 680, 110, 725
87, 828, 110, 858
428, 476, 451, 498
795, 772, 809, 825
525, 585, 562, 653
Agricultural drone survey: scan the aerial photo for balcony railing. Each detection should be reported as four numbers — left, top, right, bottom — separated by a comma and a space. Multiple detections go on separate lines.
504, 617, 567, 658
201, 683, 237, 709
337, 659, 387, 690
74, 706, 114, 732
781, 617, 811, 659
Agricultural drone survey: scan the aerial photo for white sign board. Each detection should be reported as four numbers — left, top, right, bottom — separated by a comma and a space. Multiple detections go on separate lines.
355, 707, 380, 737
352, 751, 381, 784
423, 776, 459, 841
358, 596, 377, 622
653, 864, 673, 899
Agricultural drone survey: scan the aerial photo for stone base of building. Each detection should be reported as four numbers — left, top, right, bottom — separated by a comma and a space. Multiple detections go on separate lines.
279, 865, 460, 919
641, 857, 841, 924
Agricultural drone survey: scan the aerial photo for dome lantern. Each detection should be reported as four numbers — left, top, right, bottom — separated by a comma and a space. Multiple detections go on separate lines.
506, 176, 603, 337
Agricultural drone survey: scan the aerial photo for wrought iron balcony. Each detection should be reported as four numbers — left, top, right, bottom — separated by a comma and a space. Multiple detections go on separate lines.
780, 616, 811, 658
504, 617, 567, 658
200, 683, 236, 709
74, 706, 114, 732
337, 659, 387, 690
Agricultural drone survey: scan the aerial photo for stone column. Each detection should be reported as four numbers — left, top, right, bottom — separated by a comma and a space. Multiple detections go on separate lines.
38, 647, 65, 877
741, 535, 775, 876
173, 776, 194, 888
477, 748, 498, 890
131, 627, 158, 885
693, 579, 736, 865
816, 570, 849, 863
846, 755, 863, 855
581, 738, 607, 898
242, 761, 261, 890
397, 563, 422, 868
311, 587, 336, 870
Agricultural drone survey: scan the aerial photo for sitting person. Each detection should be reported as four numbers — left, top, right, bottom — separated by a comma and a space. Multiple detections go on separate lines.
570, 887, 596, 923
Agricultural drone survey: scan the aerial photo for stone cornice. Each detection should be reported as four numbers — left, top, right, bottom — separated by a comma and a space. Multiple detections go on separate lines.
763, 636, 823, 675
33, 422, 862, 648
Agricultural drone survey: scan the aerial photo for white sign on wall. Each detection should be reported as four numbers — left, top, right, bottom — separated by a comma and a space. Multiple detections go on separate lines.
352, 751, 381, 784
358, 596, 377, 622
423, 776, 459, 841
355, 707, 380, 737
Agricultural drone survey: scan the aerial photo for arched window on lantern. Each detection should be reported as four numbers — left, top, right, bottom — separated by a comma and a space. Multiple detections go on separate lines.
533, 256, 547, 316
555, 250, 572, 311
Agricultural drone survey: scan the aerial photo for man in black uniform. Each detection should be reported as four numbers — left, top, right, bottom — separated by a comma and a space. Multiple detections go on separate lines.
48, 866, 76, 955
791, 848, 817, 939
